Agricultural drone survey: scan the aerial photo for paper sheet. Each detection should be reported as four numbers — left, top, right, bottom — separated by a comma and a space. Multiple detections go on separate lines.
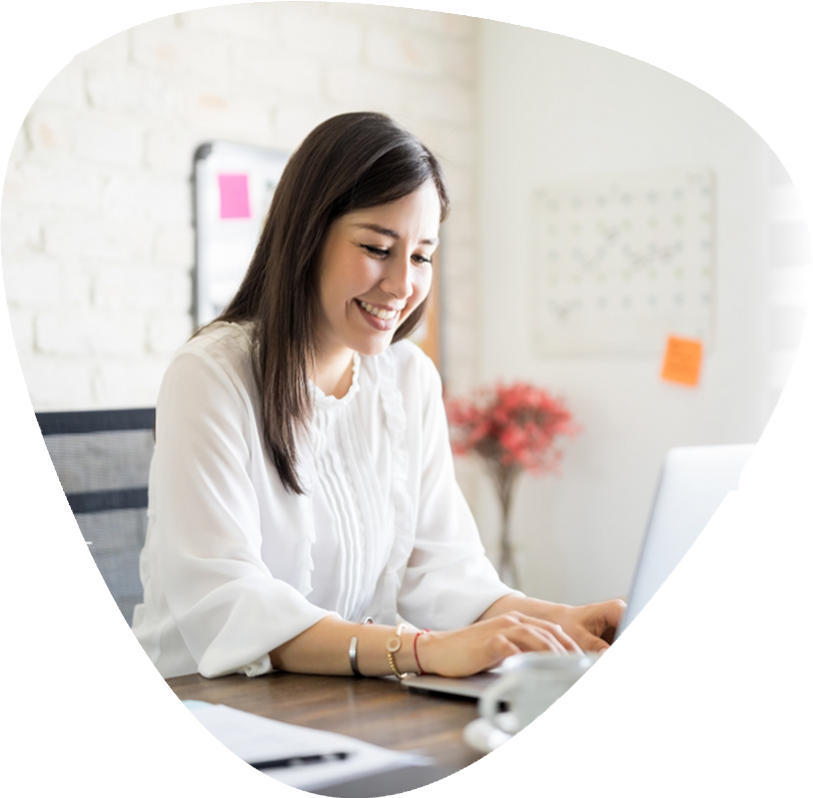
184, 700, 430, 791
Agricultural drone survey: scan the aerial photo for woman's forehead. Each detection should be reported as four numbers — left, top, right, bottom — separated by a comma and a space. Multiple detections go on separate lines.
339, 183, 442, 239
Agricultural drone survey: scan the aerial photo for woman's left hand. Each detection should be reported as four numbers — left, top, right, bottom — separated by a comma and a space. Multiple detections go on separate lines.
550, 599, 627, 652
480, 595, 626, 653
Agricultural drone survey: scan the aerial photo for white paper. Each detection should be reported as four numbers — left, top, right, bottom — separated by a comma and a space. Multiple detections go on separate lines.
183, 700, 430, 791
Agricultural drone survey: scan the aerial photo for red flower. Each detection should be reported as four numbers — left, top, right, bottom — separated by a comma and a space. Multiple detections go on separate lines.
445, 381, 581, 476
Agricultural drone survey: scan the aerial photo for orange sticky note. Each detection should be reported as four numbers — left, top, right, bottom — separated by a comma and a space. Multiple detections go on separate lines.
661, 335, 703, 386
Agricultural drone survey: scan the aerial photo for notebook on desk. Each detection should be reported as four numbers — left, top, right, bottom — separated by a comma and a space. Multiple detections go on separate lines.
407, 443, 754, 699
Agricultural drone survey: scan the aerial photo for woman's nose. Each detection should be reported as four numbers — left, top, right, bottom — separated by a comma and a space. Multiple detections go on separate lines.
380, 255, 413, 300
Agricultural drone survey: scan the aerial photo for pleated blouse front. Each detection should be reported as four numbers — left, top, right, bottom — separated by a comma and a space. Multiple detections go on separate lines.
133, 322, 515, 679
306, 352, 406, 622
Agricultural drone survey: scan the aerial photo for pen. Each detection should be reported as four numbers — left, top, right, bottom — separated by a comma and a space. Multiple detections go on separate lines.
249, 751, 351, 770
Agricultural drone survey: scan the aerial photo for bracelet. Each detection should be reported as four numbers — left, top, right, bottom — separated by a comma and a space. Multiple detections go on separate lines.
349, 618, 374, 677
413, 629, 429, 676
349, 636, 362, 677
386, 623, 409, 680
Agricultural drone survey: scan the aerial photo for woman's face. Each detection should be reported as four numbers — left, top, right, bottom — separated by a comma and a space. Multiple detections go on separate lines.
315, 180, 441, 365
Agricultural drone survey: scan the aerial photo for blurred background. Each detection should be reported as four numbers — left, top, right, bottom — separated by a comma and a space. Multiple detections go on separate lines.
2, 3, 811, 606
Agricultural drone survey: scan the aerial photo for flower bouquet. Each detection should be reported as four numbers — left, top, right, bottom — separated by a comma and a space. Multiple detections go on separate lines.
445, 381, 580, 589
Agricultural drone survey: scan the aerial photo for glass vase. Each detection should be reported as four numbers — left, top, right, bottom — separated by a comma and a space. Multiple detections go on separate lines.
487, 463, 521, 591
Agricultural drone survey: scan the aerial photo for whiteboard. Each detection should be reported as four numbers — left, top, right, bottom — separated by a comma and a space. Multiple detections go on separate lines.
193, 141, 289, 326
531, 168, 715, 355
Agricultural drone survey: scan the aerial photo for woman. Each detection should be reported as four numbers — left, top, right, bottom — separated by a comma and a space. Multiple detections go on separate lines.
133, 112, 624, 680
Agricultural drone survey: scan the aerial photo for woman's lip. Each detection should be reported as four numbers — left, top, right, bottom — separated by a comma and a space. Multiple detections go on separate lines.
355, 299, 400, 330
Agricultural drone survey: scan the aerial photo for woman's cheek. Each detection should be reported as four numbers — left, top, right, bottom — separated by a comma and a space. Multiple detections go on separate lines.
413, 268, 433, 304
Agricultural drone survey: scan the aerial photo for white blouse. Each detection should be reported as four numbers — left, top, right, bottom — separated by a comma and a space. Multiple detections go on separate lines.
132, 322, 516, 679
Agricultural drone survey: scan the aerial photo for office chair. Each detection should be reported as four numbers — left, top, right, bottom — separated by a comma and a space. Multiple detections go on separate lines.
35, 408, 155, 626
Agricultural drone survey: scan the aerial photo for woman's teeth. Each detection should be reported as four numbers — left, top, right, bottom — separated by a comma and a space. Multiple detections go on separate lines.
358, 300, 397, 320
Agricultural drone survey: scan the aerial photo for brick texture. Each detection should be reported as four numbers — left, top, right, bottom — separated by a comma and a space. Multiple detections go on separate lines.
2, 5, 480, 410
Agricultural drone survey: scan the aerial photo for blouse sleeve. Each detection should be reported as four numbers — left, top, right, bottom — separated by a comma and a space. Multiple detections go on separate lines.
396, 352, 522, 630
148, 344, 335, 678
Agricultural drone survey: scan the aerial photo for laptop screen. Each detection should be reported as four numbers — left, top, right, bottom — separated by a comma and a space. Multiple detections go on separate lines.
617, 443, 754, 637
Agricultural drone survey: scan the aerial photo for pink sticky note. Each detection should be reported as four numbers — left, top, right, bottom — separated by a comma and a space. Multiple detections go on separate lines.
218, 174, 251, 219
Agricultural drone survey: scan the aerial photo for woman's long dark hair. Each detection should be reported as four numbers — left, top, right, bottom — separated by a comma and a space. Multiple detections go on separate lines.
215, 112, 449, 494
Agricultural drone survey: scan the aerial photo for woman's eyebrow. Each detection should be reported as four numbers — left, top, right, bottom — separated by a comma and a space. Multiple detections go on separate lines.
352, 223, 438, 246
352, 222, 399, 238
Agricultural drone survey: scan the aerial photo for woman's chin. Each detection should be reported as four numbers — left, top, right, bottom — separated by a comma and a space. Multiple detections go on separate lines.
354, 336, 395, 358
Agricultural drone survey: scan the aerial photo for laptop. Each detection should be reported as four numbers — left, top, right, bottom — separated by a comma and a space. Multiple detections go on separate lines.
406, 443, 754, 699
615, 442, 753, 636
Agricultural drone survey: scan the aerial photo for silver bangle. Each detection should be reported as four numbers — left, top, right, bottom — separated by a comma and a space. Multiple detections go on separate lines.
349, 636, 362, 676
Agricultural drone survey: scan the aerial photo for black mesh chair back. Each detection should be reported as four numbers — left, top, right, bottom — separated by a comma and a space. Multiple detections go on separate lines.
36, 408, 155, 626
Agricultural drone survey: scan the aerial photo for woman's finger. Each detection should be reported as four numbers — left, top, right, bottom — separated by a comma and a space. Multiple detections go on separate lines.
560, 625, 608, 652
539, 622, 581, 653
582, 636, 610, 653
484, 634, 522, 664
506, 613, 582, 653
494, 616, 579, 655
556, 601, 624, 651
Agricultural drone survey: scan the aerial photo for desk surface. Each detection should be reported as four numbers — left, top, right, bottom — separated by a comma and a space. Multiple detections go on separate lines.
167, 671, 483, 792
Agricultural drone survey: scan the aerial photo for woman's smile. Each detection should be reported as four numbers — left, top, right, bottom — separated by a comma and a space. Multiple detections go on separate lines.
355, 299, 402, 328
312, 180, 441, 393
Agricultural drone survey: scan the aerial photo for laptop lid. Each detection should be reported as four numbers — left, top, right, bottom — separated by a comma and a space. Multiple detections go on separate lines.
406, 444, 753, 698
616, 443, 754, 637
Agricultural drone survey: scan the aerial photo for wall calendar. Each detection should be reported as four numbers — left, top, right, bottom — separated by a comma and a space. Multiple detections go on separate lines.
531, 168, 714, 355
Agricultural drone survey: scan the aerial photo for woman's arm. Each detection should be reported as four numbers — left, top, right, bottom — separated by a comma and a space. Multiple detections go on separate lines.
396, 350, 527, 629
393, 349, 625, 657
478, 594, 627, 652
146, 340, 335, 678
271, 611, 583, 678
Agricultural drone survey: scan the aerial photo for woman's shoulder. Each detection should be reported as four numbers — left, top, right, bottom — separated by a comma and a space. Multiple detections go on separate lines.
165, 320, 256, 390
176, 321, 252, 361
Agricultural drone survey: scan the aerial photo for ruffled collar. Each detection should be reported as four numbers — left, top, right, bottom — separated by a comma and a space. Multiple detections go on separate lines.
309, 351, 362, 410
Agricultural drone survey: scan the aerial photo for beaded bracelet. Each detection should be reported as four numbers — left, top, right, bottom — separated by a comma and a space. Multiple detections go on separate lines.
386, 623, 409, 680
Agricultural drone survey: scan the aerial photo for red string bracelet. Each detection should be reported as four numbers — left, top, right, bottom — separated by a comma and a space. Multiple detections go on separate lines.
413, 629, 429, 675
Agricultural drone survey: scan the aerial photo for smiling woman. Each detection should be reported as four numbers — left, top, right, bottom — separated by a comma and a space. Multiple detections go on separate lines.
314, 183, 440, 397
131, 112, 624, 681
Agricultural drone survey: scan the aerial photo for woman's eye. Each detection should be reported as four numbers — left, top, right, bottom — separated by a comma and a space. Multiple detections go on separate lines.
412, 254, 433, 265
362, 245, 389, 257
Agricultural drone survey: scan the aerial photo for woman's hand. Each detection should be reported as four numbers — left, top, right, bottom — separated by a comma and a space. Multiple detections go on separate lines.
416, 611, 581, 678
479, 595, 627, 654
549, 599, 627, 652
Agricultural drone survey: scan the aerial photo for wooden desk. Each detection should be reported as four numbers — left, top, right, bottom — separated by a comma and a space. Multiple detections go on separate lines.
167, 671, 483, 794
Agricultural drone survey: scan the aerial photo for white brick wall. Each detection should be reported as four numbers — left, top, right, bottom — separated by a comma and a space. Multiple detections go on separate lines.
2, 4, 480, 409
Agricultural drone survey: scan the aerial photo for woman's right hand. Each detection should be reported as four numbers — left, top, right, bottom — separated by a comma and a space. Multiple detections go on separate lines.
416, 612, 581, 678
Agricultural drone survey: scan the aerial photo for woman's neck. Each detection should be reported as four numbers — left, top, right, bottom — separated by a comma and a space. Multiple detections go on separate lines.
311, 349, 356, 399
